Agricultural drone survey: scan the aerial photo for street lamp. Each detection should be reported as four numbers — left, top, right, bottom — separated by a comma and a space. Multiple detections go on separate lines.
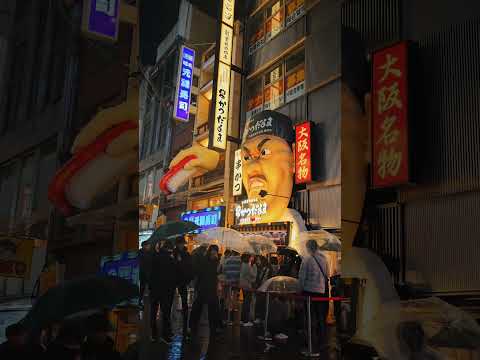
258, 190, 290, 199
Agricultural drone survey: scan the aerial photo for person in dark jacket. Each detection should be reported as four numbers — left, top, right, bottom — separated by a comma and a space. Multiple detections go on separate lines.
138, 239, 153, 307
82, 313, 121, 360
189, 245, 220, 337
173, 236, 193, 334
149, 240, 178, 344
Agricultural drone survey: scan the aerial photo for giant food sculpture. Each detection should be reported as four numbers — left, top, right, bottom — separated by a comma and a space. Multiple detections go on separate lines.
48, 91, 138, 216
160, 110, 308, 253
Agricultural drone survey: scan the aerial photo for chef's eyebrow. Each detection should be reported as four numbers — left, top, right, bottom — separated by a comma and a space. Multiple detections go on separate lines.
242, 146, 252, 156
257, 138, 271, 151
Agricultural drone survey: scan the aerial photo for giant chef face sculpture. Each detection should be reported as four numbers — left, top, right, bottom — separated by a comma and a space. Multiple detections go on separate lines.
240, 111, 295, 223
162, 110, 295, 224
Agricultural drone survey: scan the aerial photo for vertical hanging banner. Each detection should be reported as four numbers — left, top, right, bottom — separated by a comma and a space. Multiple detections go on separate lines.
173, 46, 196, 122
233, 149, 243, 195
210, 0, 236, 151
295, 121, 312, 184
372, 42, 410, 188
82, 0, 120, 42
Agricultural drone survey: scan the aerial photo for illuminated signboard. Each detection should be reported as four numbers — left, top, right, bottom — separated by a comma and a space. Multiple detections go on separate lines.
295, 121, 312, 184
372, 42, 410, 188
234, 198, 268, 225
232, 149, 242, 196
181, 206, 225, 233
173, 46, 195, 122
210, 0, 236, 151
82, 0, 120, 42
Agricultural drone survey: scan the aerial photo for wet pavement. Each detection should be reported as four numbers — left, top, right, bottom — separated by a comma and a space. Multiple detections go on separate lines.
136, 292, 341, 360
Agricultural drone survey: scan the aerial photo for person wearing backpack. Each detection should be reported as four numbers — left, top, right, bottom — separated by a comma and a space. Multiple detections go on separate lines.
298, 239, 331, 351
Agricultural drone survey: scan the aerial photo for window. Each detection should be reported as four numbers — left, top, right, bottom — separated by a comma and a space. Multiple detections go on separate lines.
264, 63, 284, 110
248, 0, 305, 55
190, 93, 198, 107
285, 50, 305, 102
285, 0, 305, 27
246, 49, 305, 118
246, 78, 263, 120
248, 13, 265, 55
141, 121, 151, 159
265, 0, 284, 42
192, 75, 199, 87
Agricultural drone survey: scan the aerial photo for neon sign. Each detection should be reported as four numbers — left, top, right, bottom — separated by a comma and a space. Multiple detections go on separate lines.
173, 46, 195, 122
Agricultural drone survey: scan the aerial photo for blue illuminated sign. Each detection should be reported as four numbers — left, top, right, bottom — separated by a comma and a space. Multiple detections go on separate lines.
181, 206, 225, 233
173, 46, 195, 122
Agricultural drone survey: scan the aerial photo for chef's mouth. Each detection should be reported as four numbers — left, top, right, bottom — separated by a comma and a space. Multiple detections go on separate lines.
248, 174, 267, 190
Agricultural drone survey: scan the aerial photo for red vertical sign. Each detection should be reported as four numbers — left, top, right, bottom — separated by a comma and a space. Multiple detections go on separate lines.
295, 121, 312, 184
372, 42, 410, 188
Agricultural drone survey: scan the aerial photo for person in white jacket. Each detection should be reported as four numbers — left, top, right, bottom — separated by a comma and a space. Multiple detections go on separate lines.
239, 254, 257, 326
298, 240, 330, 350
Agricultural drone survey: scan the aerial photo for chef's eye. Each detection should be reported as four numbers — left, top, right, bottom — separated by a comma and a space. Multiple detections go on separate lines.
260, 148, 271, 157
244, 154, 252, 161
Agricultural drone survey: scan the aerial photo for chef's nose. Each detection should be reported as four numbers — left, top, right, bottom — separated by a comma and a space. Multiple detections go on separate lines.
246, 159, 262, 173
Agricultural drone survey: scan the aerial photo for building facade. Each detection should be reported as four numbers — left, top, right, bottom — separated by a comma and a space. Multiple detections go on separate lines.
139, 0, 216, 228
0, 0, 75, 298
342, 0, 480, 307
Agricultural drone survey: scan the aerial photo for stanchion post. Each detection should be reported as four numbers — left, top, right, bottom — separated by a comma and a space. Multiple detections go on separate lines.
308, 296, 313, 354
302, 295, 320, 358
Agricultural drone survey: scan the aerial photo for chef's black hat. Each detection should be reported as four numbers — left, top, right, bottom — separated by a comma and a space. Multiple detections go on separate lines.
242, 110, 295, 145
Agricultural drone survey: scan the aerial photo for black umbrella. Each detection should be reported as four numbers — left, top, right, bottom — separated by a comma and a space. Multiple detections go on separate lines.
148, 221, 199, 244
22, 275, 138, 330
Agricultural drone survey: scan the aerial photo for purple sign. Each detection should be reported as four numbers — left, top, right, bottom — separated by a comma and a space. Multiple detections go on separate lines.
173, 46, 195, 122
84, 0, 119, 41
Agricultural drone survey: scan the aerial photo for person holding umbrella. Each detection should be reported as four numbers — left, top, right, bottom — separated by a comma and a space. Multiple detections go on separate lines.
149, 239, 178, 344
173, 236, 193, 334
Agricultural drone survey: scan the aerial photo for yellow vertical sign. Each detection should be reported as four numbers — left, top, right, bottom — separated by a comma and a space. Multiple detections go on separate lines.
213, 61, 232, 150
212, 0, 236, 151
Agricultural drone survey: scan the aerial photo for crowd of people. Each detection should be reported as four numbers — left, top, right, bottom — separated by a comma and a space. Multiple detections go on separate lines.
138, 236, 341, 351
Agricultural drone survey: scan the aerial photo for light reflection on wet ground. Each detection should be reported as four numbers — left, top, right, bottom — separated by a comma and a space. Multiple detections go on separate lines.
138, 294, 339, 360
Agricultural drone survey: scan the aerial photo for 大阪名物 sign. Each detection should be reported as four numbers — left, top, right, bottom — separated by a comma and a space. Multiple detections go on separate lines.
295, 121, 312, 184
372, 41, 410, 188
173, 46, 196, 122
82, 0, 120, 42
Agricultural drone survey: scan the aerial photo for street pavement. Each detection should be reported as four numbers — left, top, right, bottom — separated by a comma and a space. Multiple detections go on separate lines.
136, 292, 341, 360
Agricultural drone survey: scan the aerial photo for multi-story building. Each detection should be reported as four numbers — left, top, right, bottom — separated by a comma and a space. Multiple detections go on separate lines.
342, 0, 480, 310
139, 0, 216, 226
0, 0, 141, 300
0, 0, 75, 298
229, 0, 342, 240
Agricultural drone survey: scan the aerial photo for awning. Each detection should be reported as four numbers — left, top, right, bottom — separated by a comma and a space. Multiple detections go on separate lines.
66, 197, 138, 226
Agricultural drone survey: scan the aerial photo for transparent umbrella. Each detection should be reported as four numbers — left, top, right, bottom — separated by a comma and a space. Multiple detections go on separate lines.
297, 230, 341, 257
195, 227, 249, 253
246, 234, 277, 255
257, 276, 299, 293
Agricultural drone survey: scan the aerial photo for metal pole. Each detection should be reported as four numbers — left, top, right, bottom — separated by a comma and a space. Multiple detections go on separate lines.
308, 296, 313, 354
302, 295, 320, 358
